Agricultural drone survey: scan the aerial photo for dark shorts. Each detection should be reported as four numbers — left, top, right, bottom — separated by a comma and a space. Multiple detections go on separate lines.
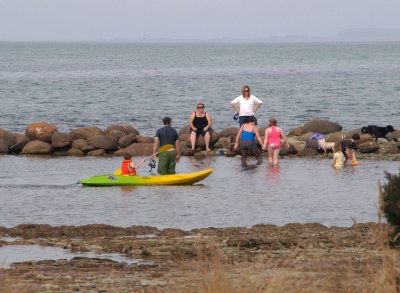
239, 115, 256, 127
190, 128, 211, 136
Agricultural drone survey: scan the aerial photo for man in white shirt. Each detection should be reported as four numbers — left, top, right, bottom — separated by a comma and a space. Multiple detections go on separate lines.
230, 85, 263, 126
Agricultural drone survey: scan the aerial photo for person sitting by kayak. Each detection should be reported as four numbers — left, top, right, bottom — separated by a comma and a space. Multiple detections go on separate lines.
121, 153, 145, 175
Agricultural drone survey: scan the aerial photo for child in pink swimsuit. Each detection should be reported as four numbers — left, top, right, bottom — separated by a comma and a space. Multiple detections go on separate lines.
263, 118, 289, 166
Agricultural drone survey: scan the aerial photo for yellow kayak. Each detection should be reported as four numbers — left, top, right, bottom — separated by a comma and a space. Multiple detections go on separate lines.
80, 169, 212, 186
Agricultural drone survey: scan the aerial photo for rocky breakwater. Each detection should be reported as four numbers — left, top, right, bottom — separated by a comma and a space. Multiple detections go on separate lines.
0, 119, 399, 160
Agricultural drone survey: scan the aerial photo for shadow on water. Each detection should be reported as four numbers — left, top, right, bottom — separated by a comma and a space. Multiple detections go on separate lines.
0, 155, 398, 229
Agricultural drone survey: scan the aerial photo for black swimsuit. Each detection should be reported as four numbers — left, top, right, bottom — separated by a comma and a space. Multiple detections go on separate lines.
192, 112, 210, 136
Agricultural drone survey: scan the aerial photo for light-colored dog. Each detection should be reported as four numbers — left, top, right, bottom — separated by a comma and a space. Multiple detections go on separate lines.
317, 138, 335, 153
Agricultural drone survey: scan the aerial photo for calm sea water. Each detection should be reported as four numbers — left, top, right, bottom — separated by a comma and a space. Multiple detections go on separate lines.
0, 156, 398, 229
0, 42, 399, 136
0, 42, 399, 229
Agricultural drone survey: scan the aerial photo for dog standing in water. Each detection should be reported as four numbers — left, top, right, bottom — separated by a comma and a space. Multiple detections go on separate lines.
361, 125, 395, 142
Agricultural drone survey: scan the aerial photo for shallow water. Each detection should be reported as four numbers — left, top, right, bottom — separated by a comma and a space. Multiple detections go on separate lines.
0, 244, 145, 269
0, 155, 398, 229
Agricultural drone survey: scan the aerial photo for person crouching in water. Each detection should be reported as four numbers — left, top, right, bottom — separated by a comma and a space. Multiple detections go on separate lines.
331, 142, 344, 169
233, 116, 263, 168
262, 118, 289, 166
121, 153, 145, 175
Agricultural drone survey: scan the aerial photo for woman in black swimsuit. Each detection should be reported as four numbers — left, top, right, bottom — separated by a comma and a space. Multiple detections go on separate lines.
189, 102, 213, 151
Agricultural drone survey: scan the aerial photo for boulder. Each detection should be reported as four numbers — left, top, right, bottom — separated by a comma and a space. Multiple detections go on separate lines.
51, 132, 72, 149
279, 143, 297, 156
106, 129, 126, 142
25, 122, 58, 142
179, 133, 190, 143
105, 124, 130, 135
0, 128, 8, 135
298, 132, 314, 142
118, 134, 137, 148
357, 134, 374, 146
178, 125, 191, 136
87, 149, 106, 156
69, 126, 104, 140
358, 141, 379, 153
302, 119, 342, 134
114, 143, 154, 156
121, 124, 139, 135
67, 148, 85, 156
87, 134, 119, 151
182, 148, 195, 156
0, 139, 9, 153
386, 130, 400, 142
289, 127, 305, 136
326, 132, 351, 142
72, 138, 90, 151
21, 140, 53, 154
224, 149, 238, 157
9, 136, 30, 153
287, 137, 306, 152
384, 143, 400, 154
297, 148, 318, 157
218, 127, 239, 137
213, 136, 232, 149
136, 135, 154, 143
0, 131, 17, 146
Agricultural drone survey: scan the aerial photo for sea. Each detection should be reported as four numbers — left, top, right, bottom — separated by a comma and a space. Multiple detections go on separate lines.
0, 42, 399, 229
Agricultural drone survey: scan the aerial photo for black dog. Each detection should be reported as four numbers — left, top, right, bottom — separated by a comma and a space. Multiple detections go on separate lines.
361, 125, 395, 141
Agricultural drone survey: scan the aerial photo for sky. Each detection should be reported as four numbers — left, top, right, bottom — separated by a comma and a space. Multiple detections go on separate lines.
1, 0, 400, 41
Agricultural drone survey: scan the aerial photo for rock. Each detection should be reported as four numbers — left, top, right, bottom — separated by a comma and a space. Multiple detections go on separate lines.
106, 129, 126, 141
358, 141, 379, 153
21, 140, 53, 154
287, 138, 306, 152
51, 132, 72, 148
218, 127, 239, 137
214, 136, 232, 149
0, 139, 9, 153
289, 127, 305, 136
0, 131, 17, 146
279, 143, 297, 156
136, 135, 154, 143
307, 139, 320, 151
358, 134, 374, 145
302, 119, 342, 134
105, 124, 130, 135
69, 126, 104, 140
298, 132, 314, 142
25, 122, 58, 142
120, 124, 139, 135
182, 149, 195, 156
71, 139, 95, 153
9, 136, 30, 153
114, 143, 154, 156
326, 131, 351, 142
118, 134, 137, 148
178, 125, 191, 136
224, 149, 238, 157
87, 134, 119, 151
384, 143, 400, 154
297, 148, 318, 157
87, 149, 106, 156
386, 130, 400, 142
67, 148, 85, 156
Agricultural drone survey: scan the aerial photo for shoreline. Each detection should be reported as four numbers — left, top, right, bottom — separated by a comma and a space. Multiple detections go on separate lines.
0, 223, 398, 292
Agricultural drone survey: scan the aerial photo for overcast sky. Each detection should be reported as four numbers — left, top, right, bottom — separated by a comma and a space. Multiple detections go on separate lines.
1, 0, 400, 41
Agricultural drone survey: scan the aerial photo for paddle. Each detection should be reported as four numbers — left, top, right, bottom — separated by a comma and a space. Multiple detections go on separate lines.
113, 144, 174, 175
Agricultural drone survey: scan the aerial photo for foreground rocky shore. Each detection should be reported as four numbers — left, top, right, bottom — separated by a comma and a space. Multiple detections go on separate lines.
0, 119, 399, 160
0, 223, 399, 292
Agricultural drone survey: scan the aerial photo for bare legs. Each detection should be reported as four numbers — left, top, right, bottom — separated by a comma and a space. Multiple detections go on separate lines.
268, 146, 281, 166
190, 132, 211, 151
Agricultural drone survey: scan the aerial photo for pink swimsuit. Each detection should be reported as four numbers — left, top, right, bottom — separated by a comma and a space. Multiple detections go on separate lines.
268, 126, 281, 149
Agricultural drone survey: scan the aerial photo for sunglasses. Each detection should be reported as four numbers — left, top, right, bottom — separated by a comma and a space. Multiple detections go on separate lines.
197, 106, 204, 108
243, 89, 250, 92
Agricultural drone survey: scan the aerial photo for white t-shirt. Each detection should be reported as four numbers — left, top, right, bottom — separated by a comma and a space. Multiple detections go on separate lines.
230, 95, 263, 116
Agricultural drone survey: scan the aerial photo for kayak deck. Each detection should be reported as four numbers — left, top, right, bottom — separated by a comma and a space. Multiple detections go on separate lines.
80, 169, 212, 186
